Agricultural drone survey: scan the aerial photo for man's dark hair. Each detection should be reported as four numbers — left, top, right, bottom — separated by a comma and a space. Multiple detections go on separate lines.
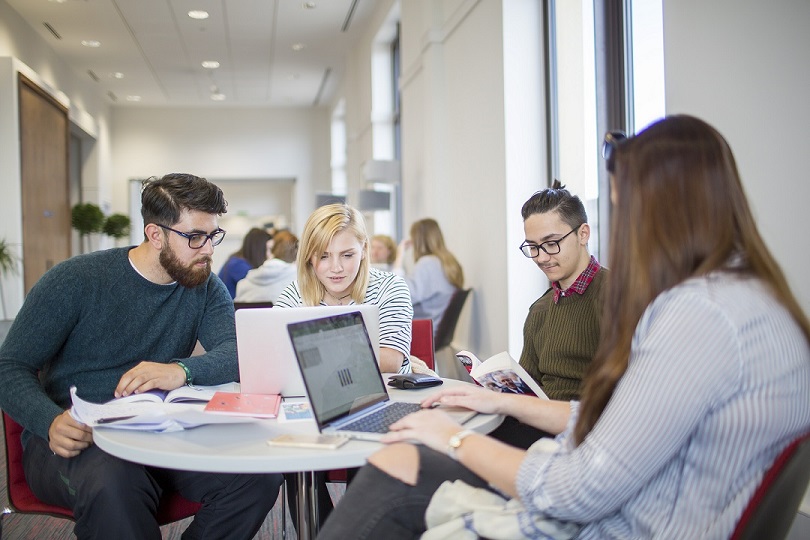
141, 173, 228, 228
521, 182, 588, 229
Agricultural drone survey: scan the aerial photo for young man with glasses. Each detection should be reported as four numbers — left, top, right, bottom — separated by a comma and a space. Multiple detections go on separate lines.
491, 184, 607, 448
0, 173, 282, 539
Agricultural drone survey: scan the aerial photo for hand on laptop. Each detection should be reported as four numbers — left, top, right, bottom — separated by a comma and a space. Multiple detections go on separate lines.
419, 385, 508, 415
380, 408, 463, 452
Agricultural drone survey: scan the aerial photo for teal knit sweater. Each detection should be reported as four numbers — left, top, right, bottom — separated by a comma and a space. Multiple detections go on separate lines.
0, 247, 237, 446
519, 268, 607, 401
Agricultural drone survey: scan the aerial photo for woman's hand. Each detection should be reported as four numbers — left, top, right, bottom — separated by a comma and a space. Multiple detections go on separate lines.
419, 384, 510, 415
381, 408, 463, 454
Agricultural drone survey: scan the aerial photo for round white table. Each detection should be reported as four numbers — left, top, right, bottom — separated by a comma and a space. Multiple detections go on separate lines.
93, 379, 503, 539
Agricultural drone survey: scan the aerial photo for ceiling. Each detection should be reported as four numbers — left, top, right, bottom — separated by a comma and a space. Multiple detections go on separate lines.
7, 0, 376, 108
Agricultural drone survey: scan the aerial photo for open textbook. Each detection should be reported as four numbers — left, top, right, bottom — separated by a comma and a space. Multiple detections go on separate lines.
455, 350, 548, 399
69, 383, 259, 432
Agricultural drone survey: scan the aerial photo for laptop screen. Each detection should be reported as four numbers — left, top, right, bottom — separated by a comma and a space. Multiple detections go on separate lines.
287, 311, 388, 426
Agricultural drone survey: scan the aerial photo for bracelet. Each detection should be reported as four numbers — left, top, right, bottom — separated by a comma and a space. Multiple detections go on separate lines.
175, 361, 193, 386
447, 429, 476, 460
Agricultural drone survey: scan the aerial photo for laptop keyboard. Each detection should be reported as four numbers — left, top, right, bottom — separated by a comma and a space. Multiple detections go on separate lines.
340, 402, 422, 433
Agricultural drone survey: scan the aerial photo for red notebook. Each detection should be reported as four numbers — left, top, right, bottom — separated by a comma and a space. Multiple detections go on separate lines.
203, 392, 281, 418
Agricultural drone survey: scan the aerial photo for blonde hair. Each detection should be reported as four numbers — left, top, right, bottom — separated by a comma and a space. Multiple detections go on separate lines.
410, 218, 464, 289
296, 204, 370, 306
372, 234, 397, 265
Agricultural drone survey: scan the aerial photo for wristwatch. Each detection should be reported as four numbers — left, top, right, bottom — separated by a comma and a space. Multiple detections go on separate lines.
447, 429, 476, 460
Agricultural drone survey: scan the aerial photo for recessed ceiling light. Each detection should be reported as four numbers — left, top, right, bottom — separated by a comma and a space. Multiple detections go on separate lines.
201, 60, 220, 69
110, 72, 124, 79
49, 0, 68, 4
81, 40, 101, 48
302, 2, 317, 9
188, 10, 209, 20
126, 95, 142, 102
291, 43, 305, 51
210, 93, 226, 101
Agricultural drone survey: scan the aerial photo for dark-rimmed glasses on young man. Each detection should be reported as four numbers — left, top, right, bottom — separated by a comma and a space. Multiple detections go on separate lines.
157, 225, 226, 249
519, 225, 581, 258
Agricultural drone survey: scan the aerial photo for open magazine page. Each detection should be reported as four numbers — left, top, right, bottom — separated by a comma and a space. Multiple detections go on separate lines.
456, 351, 548, 399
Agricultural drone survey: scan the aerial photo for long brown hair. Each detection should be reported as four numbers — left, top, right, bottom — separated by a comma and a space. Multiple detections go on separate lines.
410, 218, 464, 288
574, 115, 810, 445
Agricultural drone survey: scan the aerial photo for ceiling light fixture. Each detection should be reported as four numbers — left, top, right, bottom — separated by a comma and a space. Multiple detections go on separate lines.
188, 10, 209, 20
111, 72, 124, 79
201, 60, 220, 69
126, 95, 142, 102
81, 40, 101, 48
302, 2, 317, 9
210, 93, 226, 101
291, 43, 305, 51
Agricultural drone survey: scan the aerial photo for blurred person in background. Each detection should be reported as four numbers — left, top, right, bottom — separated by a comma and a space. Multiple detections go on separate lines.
235, 230, 298, 304
218, 227, 272, 298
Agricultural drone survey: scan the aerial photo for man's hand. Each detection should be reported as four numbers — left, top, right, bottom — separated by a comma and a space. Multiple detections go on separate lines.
115, 361, 186, 398
49, 410, 93, 458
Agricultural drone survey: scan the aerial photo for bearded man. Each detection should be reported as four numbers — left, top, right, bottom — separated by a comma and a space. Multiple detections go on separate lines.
0, 173, 282, 540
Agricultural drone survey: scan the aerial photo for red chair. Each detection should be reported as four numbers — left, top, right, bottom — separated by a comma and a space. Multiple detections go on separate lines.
410, 318, 435, 370
2, 411, 202, 534
730, 432, 810, 540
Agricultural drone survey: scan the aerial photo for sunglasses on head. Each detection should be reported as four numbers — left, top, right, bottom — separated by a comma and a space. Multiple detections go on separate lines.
602, 130, 628, 173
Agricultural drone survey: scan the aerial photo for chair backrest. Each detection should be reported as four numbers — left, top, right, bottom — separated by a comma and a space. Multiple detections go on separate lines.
434, 288, 471, 351
410, 319, 434, 370
730, 432, 810, 540
234, 301, 274, 310
2, 411, 201, 525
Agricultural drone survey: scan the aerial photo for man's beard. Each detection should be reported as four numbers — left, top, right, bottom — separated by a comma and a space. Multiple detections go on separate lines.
159, 243, 212, 288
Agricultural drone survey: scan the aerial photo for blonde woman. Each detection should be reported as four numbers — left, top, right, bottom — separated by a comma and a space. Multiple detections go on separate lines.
394, 218, 464, 335
276, 204, 413, 374
371, 234, 397, 271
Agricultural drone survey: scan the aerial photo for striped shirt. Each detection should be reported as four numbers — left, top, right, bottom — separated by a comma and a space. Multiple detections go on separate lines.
275, 267, 414, 373
515, 274, 810, 539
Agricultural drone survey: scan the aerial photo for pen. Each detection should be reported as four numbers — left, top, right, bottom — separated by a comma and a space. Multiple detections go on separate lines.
96, 415, 136, 425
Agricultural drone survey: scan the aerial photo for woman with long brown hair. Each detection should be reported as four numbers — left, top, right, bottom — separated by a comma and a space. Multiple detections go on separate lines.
317, 116, 810, 539
393, 218, 464, 335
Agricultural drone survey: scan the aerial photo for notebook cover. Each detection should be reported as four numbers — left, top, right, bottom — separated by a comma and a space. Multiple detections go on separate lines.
203, 391, 281, 418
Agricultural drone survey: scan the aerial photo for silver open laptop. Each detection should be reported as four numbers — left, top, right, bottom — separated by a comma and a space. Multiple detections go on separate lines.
236, 304, 380, 397
288, 311, 476, 441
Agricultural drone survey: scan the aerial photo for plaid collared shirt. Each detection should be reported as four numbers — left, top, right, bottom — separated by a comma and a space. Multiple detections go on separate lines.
551, 255, 601, 304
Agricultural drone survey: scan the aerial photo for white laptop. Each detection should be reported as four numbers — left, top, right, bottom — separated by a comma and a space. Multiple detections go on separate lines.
236, 304, 380, 397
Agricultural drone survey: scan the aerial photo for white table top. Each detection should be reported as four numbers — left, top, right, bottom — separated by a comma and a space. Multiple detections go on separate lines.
93, 378, 503, 474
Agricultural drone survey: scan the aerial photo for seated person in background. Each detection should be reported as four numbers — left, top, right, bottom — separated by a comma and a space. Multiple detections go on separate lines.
275, 203, 414, 526
235, 229, 299, 304
217, 227, 272, 298
393, 218, 464, 335
316, 115, 810, 540
371, 234, 398, 271
0, 173, 282, 540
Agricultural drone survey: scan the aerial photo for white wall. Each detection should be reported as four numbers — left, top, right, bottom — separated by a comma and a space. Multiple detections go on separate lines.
0, 0, 112, 316
663, 0, 810, 315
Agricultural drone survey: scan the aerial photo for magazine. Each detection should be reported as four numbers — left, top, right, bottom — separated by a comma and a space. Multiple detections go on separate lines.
455, 350, 548, 399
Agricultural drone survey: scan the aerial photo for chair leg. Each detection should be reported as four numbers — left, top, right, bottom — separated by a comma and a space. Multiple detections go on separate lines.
281, 479, 287, 539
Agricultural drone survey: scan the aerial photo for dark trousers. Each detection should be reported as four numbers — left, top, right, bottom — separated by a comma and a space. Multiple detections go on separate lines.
23, 435, 283, 540
488, 415, 553, 449
317, 446, 491, 540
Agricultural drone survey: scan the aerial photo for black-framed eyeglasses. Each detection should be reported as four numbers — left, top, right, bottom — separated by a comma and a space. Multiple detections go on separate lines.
157, 224, 226, 249
519, 225, 581, 258
602, 130, 628, 173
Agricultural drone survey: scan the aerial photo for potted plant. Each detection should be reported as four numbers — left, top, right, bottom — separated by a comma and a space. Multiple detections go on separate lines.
103, 213, 131, 245
71, 202, 105, 253
0, 237, 20, 319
